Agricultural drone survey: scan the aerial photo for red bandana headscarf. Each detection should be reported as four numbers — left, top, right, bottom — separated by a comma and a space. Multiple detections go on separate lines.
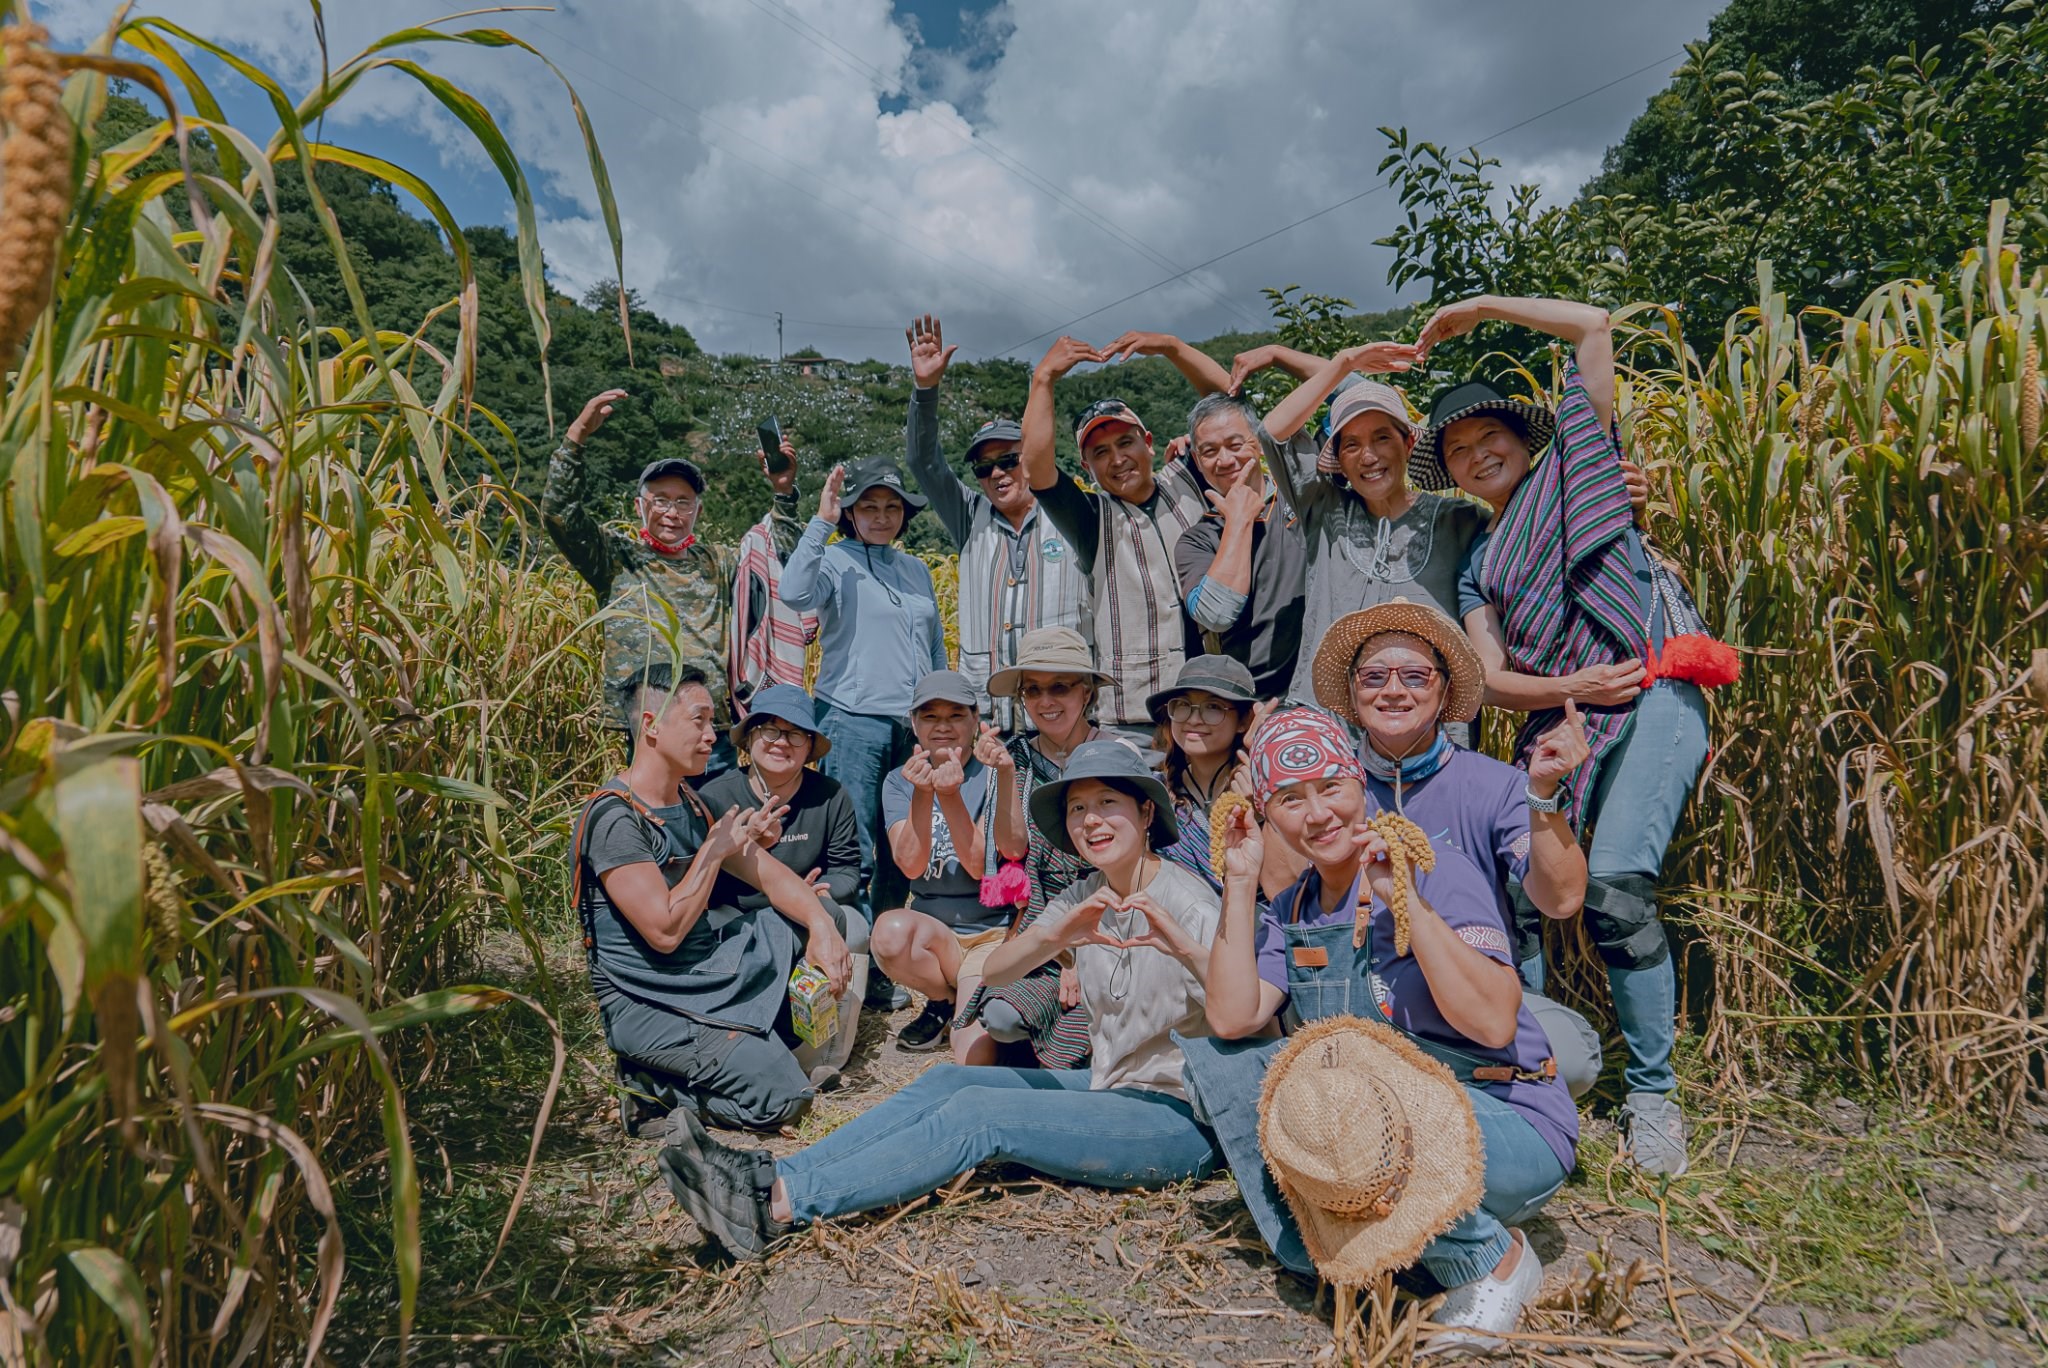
1247, 706, 1365, 808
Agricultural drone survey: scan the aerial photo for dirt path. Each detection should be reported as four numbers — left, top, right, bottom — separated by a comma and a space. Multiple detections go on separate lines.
362, 946, 2048, 1366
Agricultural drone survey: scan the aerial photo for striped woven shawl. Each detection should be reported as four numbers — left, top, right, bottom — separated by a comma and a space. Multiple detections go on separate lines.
1472, 363, 1649, 819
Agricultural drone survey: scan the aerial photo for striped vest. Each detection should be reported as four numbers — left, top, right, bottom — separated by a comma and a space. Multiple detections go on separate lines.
1092, 460, 1206, 726
957, 502, 1092, 731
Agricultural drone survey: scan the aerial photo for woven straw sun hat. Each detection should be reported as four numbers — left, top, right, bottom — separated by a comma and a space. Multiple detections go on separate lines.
986, 626, 1112, 695
1310, 597, 1485, 726
1257, 1016, 1485, 1289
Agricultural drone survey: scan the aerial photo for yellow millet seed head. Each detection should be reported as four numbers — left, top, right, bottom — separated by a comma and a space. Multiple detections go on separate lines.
2021, 343, 2040, 458
0, 22, 74, 360
1208, 790, 1252, 878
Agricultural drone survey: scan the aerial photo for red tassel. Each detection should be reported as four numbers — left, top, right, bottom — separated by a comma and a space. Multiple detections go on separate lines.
981, 860, 1032, 909
1644, 634, 1741, 689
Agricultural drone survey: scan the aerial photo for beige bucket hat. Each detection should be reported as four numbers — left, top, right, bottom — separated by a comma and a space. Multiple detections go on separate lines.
1257, 1016, 1485, 1289
986, 626, 1112, 695
1310, 597, 1485, 726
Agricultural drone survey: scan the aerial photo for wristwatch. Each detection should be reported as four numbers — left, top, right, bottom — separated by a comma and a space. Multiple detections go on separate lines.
1524, 784, 1565, 814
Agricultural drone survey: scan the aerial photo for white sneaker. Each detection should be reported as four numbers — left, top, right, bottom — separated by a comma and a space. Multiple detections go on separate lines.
1422, 1228, 1543, 1357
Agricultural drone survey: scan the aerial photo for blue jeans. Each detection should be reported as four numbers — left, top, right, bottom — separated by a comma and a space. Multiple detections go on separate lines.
1578, 680, 1710, 1095
816, 703, 914, 913
1420, 1085, 1569, 1287
776, 1064, 1219, 1223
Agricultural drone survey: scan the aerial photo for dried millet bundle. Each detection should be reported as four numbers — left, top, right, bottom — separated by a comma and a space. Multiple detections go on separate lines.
2023, 342, 2040, 457
0, 22, 74, 359
1357, 812, 1434, 955
1208, 789, 1252, 878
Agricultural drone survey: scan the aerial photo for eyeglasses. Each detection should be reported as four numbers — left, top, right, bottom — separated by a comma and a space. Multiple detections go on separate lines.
1166, 698, 1239, 724
1353, 665, 1441, 691
973, 454, 1022, 479
750, 724, 812, 747
642, 495, 697, 515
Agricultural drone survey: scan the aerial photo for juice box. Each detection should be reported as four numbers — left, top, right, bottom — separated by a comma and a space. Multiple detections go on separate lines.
788, 963, 838, 1049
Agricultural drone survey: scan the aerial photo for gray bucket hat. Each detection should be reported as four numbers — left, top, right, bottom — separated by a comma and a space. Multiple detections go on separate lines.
731, 682, 830, 760
1145, 654, 1258, 722
837, 457, 928, 540
1027, 737, 1180, 857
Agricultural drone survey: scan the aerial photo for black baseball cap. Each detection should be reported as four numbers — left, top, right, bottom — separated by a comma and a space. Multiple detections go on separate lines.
638, 457, 705, 493
965, 418, 1024, 465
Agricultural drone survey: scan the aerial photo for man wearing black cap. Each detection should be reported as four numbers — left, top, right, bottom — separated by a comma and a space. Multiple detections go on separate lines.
903, 315, 1091, 733
542, 388, 802, 777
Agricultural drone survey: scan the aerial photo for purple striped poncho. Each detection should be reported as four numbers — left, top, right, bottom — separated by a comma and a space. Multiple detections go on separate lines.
1471, 363, 1650, 820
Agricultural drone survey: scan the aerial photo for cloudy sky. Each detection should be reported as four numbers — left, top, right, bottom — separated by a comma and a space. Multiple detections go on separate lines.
46, 0, 1723, 361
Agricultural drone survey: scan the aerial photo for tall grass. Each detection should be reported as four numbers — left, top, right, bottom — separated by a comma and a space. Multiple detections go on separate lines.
1612, 208, 2048, 1118
0, 8, 624, 1363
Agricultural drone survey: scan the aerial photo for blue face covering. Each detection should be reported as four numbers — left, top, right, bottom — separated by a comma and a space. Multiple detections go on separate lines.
1357, 726, 1453, 787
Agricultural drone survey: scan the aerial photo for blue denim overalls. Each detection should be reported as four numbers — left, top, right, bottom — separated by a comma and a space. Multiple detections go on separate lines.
1177, 876, 1558, 1278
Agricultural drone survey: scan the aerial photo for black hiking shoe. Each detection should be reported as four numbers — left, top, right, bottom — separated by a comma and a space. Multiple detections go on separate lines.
897, 998, 952, 1052
618, 1064, 673, 1141
657, 1109, 783, 1260
865, 968, 910, 1011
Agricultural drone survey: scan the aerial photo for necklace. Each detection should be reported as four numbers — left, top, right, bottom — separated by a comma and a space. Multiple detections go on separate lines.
1179, 760, 1229, 809
1335, 496, 1440, 585
1035, 724, 1096, 770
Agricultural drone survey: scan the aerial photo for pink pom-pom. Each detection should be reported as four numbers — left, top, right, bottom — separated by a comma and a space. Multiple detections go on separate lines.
980, 861, 1032, 908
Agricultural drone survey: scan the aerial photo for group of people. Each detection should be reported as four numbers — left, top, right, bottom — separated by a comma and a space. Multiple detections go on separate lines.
549, 293, 1728, 1352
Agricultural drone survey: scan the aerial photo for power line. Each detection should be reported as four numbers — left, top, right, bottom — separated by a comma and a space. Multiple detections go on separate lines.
989, 46, 1689, 360
636, 284, 901, 333
528, 20, 1086, 332
739, 0, 1266, 332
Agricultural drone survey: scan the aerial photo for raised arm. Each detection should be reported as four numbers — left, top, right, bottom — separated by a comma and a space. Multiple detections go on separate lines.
1101, 331, 1233, 396
777, 465, 846, 612
1228, 343, 1330, 392
903, 314, 975, 548
1022, 336, 1100, 492
539, 389, 630, 597
1263, 342, 1419, 442
1417, 295, 1614, 430
1205, 804, 1288, 1038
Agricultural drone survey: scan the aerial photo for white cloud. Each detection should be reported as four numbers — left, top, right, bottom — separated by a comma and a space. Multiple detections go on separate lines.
43, 0, 1721, 360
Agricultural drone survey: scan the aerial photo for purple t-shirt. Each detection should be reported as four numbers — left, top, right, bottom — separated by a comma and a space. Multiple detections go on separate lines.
1357, 744, 1531, 932
1255, 846, 1578, 1170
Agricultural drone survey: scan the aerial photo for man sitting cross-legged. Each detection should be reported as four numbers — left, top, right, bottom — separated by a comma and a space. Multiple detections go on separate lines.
570, 665, 853, 1137
867, 670, 1028, 1060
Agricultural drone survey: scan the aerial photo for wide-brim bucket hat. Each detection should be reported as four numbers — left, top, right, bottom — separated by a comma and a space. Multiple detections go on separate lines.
1144, 653, 1258, 723
987, 626, 1112, 696
1406, 379, 1556, 492
1311, 597, 1485, 726
1257, 1016, 1485, 1290
837, 457, 928, 540
1027, 736, 1179, 857
731, 682, 830, 760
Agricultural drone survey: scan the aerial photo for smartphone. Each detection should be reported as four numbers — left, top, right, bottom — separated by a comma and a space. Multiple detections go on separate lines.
757, 416, 793, 476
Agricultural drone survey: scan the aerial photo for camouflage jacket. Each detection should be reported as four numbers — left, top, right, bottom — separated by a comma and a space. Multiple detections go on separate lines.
541, 441, 801, 728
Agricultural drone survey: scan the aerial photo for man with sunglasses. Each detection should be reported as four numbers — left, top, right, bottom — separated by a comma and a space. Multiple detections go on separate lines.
543, 388, 802, 777
904, 315, 1091, 733
1021, 332, 1233, 735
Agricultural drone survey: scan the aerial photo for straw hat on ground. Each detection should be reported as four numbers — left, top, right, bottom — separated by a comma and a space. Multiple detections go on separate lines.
1257, 1015, 1485, 1289
1310, 597, 1485, 726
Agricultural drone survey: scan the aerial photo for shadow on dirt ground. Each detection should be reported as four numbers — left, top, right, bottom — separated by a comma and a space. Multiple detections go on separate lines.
332, 930, 2048, 1366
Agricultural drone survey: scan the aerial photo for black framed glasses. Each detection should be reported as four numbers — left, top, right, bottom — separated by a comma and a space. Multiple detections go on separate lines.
1353, 665, 1441, 691
973, 454, 1022, 479
1165, 698, 1238, 724
750, 724, 813, 747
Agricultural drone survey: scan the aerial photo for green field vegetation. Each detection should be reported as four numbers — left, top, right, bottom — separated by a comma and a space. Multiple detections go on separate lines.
1, 0, 2044, 1362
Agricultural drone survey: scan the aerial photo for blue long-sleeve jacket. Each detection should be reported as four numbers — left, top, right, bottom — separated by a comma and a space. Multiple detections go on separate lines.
779, 518, 946, 715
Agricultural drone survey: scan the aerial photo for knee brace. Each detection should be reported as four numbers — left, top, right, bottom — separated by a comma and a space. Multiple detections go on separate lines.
1583, 873, 1668, 971
979, 998, 1031, 1043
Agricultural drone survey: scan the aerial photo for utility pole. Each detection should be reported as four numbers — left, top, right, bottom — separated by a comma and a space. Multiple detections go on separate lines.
775, 312, 784, 362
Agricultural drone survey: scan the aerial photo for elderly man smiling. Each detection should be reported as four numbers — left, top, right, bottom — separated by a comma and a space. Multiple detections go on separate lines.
542, 388, 802, 777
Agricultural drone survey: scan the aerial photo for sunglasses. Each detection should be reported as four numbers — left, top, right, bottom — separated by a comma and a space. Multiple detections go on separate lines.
1353, 666, 1441, 691
973, 454, 1022, 479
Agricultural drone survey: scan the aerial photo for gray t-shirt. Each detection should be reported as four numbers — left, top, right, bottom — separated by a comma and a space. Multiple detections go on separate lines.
580, 788, 798, 1033
881, 760, 1006, 933
1264, 421, 1484, 704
